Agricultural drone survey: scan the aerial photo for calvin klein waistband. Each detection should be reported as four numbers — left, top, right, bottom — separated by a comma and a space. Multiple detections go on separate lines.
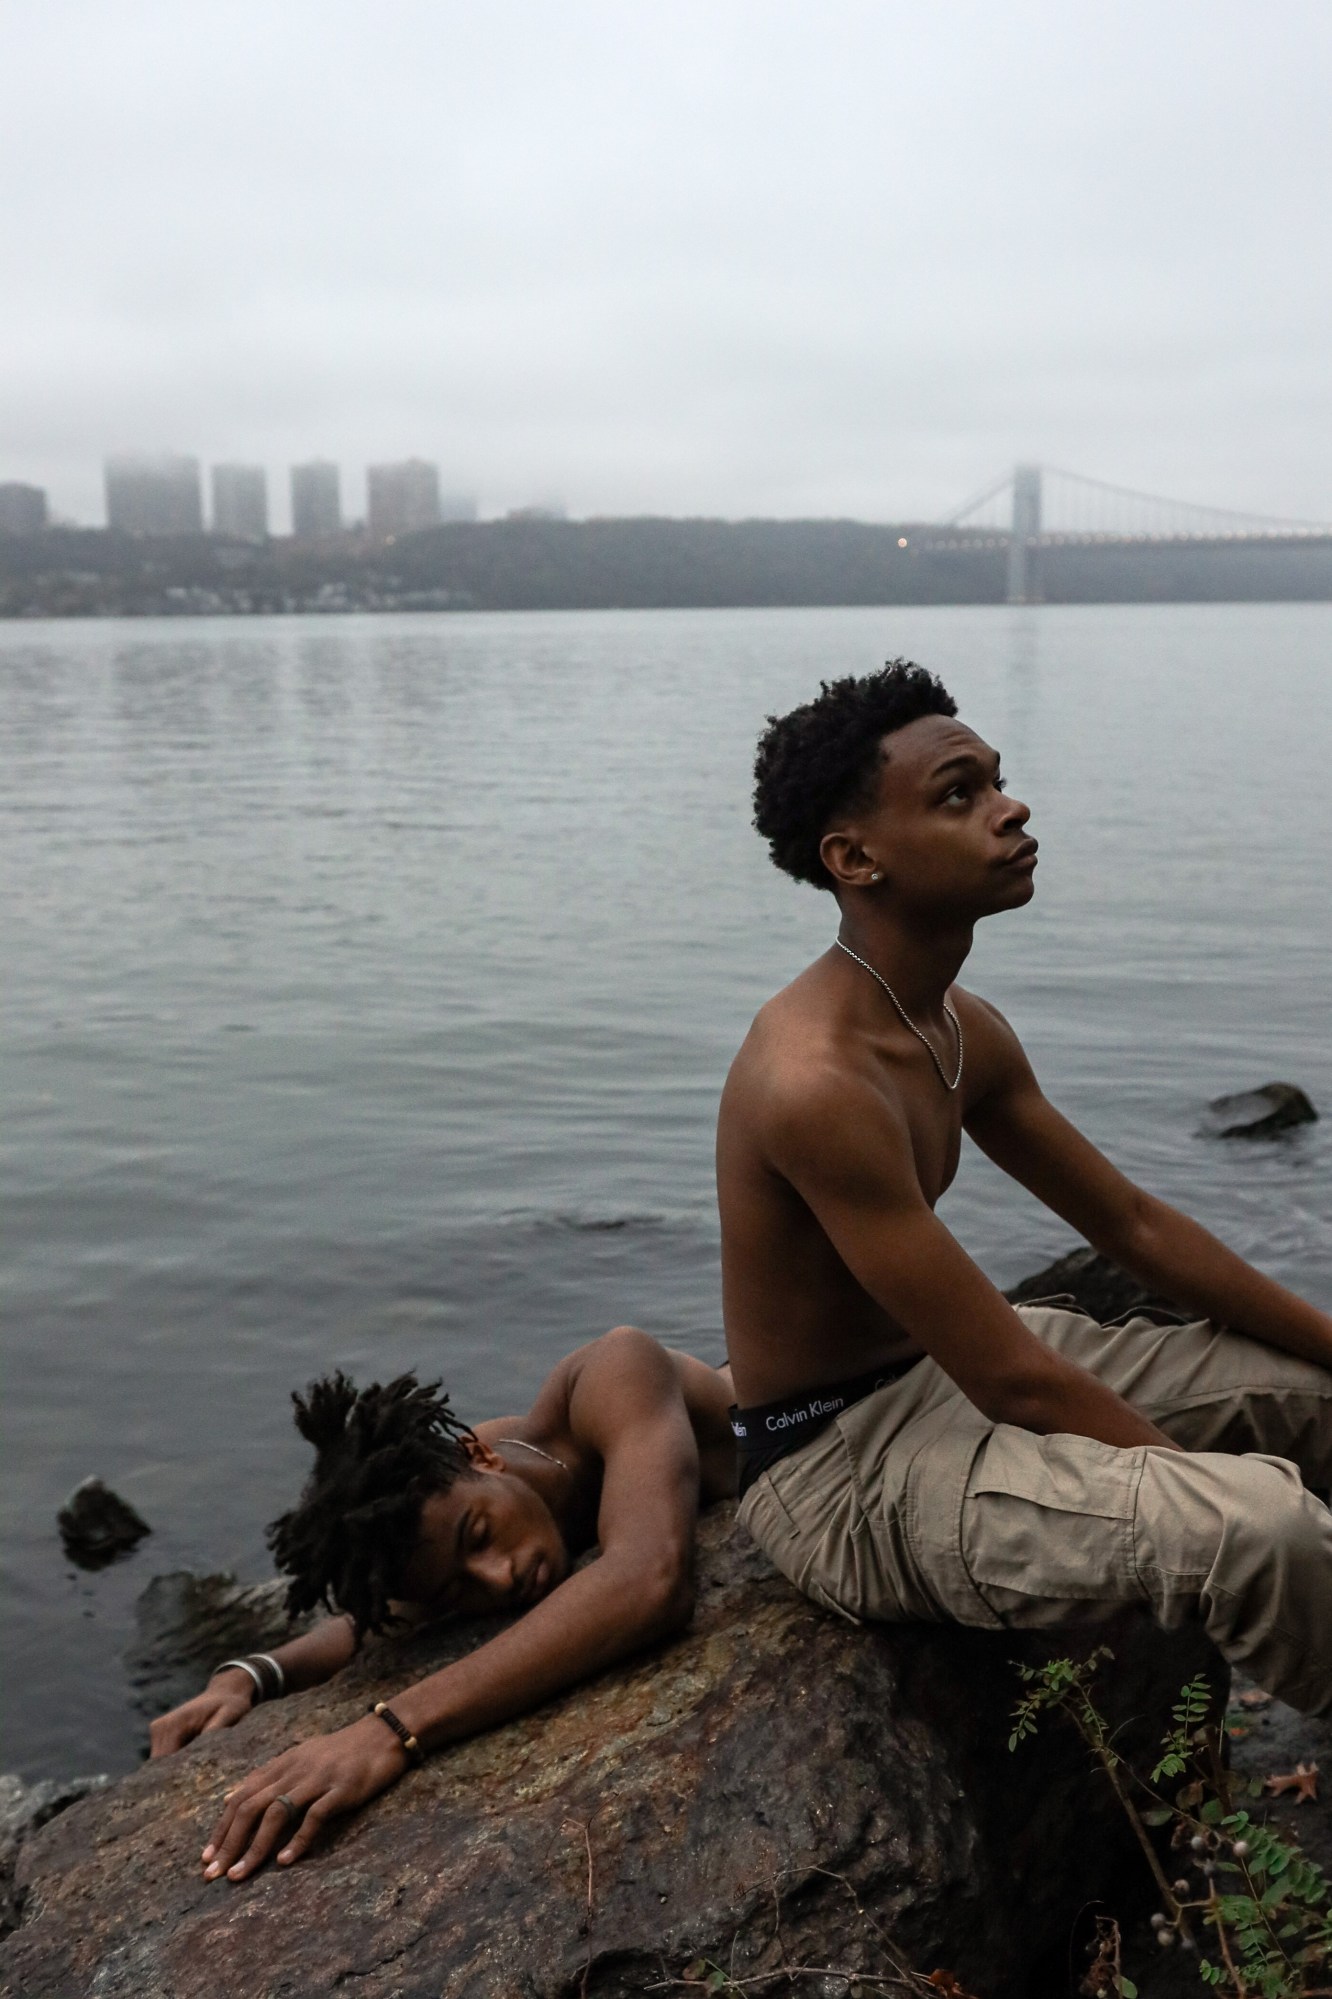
730, 1353, 924, 1498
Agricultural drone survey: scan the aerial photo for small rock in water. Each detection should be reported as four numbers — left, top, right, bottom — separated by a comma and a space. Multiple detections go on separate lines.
1203, 1082, 1318, 1140
57, 1478, 151, 1569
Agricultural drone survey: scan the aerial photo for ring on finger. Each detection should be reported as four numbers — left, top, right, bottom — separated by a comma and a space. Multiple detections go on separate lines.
274, 1793, 302, 1825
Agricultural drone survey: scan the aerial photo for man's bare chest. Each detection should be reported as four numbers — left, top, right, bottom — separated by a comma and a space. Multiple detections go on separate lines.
895, 1084, 965, 1208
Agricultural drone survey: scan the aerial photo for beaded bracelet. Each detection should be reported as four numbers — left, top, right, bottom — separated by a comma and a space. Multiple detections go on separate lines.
368, 1700, 423, 1765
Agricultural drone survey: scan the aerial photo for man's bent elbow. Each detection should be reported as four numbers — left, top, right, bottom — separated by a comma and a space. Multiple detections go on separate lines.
974, 1362, 1065, 1435
634, 1557, 695, 1642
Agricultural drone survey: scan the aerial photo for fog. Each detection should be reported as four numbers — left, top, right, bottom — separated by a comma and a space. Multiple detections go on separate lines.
3, 0, 1329, 527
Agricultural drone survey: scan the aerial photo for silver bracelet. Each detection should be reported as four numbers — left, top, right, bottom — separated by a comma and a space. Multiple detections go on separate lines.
251, 1652, 287, 1697
213, 1658, 265, 1701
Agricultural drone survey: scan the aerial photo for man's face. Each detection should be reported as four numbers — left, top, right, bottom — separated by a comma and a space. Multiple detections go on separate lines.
399, 1468, 570, 1619
831, 713, 1037, 916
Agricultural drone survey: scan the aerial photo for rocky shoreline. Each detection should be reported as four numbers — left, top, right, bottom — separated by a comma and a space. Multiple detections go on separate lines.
0, 1505, 1223, 1999
5, 1205, 1326, 1996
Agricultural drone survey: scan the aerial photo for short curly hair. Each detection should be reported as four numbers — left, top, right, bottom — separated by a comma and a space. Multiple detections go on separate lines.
752, 661, 957, 890
265, 1371, 475, 1636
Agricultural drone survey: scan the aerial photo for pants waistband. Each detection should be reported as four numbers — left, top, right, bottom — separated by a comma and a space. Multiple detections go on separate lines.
730, 1354, 923, 1497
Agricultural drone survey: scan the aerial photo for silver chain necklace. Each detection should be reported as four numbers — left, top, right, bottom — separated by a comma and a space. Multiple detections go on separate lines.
834, 939, 964, 1092
496, 1437, 571, 1476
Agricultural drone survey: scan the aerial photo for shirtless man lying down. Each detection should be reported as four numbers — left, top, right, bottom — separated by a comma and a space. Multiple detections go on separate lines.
150, 1328, 736, 1881
718, 661, 1332, 1710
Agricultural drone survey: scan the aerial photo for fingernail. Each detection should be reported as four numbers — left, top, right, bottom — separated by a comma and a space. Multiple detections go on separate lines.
201, 1845, 215, 1862
278, 1847, 293, 1864
204, 1863, 221, 1879
227, 1864, 245, 1880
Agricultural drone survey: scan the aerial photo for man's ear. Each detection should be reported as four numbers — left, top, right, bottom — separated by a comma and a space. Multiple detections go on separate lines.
819, 826, 883, 893
461, 1434, 506, 1475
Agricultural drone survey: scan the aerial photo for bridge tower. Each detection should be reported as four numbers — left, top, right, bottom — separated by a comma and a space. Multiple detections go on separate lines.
1007, 464, 1042, 604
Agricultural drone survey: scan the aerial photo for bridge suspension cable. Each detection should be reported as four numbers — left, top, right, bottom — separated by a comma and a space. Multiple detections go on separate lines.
944, 465, 1332, 539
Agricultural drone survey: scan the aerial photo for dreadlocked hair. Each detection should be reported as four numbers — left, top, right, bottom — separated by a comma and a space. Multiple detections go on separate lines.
265, 1371, 475, 1637
752, 660, 957, 889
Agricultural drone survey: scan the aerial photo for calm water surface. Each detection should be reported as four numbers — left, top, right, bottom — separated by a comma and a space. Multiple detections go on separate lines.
3, 603, 1330, 1779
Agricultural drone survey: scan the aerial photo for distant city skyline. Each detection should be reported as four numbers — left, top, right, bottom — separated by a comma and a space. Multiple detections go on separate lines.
4, 1, 1330, 531
6, 453, 489, 536
7, 447, 1332, 539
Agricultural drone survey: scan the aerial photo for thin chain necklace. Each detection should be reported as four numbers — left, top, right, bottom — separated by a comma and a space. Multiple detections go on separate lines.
835, 939, 964, 1092
496, 1436, 571, 1476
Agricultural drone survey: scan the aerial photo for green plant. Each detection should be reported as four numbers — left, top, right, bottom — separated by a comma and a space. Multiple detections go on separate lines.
1010, 1650, 1332, 1998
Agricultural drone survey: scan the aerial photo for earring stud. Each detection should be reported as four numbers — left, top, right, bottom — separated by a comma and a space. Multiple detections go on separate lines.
870, 871, 882, 882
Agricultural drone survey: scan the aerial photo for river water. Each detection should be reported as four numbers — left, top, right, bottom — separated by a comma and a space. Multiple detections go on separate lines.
3, 602, 1330, 1781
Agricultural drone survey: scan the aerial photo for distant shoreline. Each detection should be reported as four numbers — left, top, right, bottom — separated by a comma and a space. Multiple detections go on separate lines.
4, 515, 1332, 618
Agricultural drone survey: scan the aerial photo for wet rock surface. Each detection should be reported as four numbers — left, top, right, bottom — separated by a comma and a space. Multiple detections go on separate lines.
56, 1477, 151, 1570
0, 1775, 108, 1941
125, 1571, 314, 1723
1, 1508, 1220, 1999
1202, 1080, 1319, 1139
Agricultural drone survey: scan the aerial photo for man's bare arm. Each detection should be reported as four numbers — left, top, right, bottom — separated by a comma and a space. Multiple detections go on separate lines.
149, 1614, 360, 1756
770, 1066, 1178, 1451
964, 1001, 1332, 1369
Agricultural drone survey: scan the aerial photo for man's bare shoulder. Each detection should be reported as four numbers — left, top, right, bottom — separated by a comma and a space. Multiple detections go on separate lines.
563, 1327, 686, 1429
950, 986, 1039, 1099
479, 1329, 683, 1463
728, 972, 860, 1102
722, 969, 915, 1168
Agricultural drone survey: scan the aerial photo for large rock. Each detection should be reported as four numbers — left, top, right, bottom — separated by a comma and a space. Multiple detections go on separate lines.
0, 1775, 108, 1940
1, 1508, 1219, 1999
1003, 1242, 1174, 1323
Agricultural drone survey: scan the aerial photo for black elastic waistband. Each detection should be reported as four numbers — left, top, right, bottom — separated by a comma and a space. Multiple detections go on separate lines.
730, 1353, 923, 1498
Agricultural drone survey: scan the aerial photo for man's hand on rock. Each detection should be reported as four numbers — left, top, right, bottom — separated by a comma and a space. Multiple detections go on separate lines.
149, 1671, 257, 1757
201, 1716, 409, 1880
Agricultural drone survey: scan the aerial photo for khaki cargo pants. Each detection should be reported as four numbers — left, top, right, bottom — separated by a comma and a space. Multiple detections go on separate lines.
737, 1305, 1332, 1715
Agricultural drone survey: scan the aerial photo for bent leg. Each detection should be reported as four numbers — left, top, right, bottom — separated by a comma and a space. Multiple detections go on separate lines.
955, 1423, 1332, 1715
1016, 1305, 1332, 1478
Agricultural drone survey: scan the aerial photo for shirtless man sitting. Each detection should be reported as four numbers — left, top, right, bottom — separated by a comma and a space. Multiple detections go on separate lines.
718, 661, 1332, 1711
150, 1328, 736, 1881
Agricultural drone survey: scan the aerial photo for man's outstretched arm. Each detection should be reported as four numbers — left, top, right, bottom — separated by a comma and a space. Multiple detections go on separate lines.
150, 1615, 360, 1756
963, 1000, 1332, 1369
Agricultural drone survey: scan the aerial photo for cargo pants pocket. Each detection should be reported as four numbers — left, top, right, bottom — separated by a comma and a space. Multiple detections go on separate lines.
956, 1426, 1149, 1627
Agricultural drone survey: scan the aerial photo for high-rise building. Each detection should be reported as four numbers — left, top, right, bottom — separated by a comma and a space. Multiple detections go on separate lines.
211, 464, 268, 540
366, 459, 441, 539
105, 455, 204, 535
290, 461, 342, 539
0, 482, 48, 534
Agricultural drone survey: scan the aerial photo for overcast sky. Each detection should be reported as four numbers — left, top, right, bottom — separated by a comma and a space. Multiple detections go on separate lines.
3, 0, 1330, 529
